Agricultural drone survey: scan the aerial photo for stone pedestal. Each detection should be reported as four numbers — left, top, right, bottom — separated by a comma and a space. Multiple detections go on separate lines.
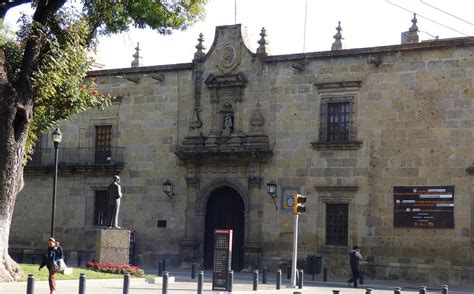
96, 229, 131, 265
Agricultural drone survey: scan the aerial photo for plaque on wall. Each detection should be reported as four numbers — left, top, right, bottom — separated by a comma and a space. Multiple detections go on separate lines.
393, 186, 454, 228
281, 187, 302, 213
212, 229, 233, 291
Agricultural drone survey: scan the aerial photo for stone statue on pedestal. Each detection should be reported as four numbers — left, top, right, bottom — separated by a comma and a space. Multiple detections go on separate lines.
107, 175, 122, 229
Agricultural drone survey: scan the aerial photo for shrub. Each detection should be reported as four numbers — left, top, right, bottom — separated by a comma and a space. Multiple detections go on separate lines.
86, 262, 144, 277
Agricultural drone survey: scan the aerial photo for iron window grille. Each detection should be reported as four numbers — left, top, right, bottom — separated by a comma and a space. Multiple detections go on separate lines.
326, 203, 349, 246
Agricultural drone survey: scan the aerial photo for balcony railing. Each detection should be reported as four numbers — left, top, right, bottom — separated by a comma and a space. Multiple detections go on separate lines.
26, 147, 125, 174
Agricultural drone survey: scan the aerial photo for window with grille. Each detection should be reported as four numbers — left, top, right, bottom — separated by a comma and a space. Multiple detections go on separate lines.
94, 190, 108, 226
327, 102, 350, 142
318, 96, 355, 144
95, 125, 112, 164
326, 203, 348, 246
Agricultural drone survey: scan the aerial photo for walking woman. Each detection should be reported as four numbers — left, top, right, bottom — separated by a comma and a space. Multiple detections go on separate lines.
39, 237, 63, 294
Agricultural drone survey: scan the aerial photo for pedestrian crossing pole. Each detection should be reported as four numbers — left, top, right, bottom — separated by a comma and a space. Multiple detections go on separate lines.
290, 193, 307, 288
290, 213, 299, 288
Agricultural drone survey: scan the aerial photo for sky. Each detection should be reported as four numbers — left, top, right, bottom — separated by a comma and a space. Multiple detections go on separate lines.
4, 0, 474, 69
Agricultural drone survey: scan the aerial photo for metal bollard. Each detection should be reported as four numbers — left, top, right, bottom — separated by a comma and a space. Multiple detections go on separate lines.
253, 270, 258, 291
366, 288, 373, 294
123, 272, 130, 294
298, 269, 304, 289
79, 273, 86, 294
158, 260, 163, 277
262, 266, 267, 284
287, 265, 291, 279
332, 290, 340, 294
276, 269, 281, 290
419, 286, 427, 294
162, 259, 167, 272
394, 287, 402, 294
162, 271, 169, 294
323, 268, 328, 282
227, 270, 234, 292
360, 270, 364, 285
191, 263, 197, 279
26, 274, 35, 294
442, 285, 448, 294
197, 271, 204, 294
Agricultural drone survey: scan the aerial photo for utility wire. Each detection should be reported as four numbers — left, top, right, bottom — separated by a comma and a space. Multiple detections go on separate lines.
420, 0, 473, 26
385, 0, 469, 36
302, 0, 308, 53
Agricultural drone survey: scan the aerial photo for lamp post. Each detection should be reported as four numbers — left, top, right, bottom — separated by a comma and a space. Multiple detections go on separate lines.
50, 127, 62, 237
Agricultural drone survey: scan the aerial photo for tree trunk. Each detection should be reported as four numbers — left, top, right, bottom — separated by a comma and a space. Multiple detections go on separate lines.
0, 50, 31, 282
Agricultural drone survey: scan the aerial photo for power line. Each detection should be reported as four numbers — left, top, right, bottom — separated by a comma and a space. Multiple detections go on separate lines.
420, 0, 473, 26
303, 0, 308, 53
385, 0, 469, 36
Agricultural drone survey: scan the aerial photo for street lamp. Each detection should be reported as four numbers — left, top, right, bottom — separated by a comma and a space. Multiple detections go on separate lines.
266, 180, 278, 210
50, 127, 62, 237
162, 179, 175, 207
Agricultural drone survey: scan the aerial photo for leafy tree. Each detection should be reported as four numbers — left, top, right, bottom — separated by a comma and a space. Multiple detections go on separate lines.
0, 0, 206, 282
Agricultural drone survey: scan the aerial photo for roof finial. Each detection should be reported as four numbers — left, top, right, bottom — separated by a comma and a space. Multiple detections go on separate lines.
331, 21, 343, 51
401, 13, 419, 44
256, 27, 269, 56
193, 33, 206, 61
410, 13, 418, 32
131, 42, 141, 67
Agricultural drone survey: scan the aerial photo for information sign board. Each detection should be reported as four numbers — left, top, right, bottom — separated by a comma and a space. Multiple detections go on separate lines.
212, 229, 233, 291
394, 186, 454, 228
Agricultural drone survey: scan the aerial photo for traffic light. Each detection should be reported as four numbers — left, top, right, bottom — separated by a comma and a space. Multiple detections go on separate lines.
293, 194, 307, 214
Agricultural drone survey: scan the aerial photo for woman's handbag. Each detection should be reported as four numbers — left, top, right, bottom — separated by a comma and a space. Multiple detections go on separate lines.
52, 258, 67, 273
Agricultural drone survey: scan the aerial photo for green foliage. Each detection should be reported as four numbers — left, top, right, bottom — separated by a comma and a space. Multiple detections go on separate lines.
18, 264, 128, 282
1, 0, 206, 158
1, 8, 111, 157
82, 0, 206, 37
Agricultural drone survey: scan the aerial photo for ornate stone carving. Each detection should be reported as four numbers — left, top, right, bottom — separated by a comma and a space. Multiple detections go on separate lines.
217, 44, 241, 73
189, 108, 202, 130
248, 176, 263, 188
401, 13, 419, 44
190, 69, 203, 131
256, 27, 269, 56
331, 22, 343, 51
185, 176, 200, 187
194, 33, 206, 61
250, 101, 264, 134
131, 42, 141, 68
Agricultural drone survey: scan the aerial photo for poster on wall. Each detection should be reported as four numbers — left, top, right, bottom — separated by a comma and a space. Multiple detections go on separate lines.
280, 187, 302, 213
393, 186, 454, 228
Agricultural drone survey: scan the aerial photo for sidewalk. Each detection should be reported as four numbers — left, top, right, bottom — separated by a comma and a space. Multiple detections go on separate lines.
0, 268, 472, 294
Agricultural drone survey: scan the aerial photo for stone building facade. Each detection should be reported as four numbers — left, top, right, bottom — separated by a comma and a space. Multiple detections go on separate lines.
10, 23, 474, 285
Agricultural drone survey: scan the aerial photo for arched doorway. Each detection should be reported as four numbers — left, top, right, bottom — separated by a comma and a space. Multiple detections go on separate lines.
204, 186, 245, 270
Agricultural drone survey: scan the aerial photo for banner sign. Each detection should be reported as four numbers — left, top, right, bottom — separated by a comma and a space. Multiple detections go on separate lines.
212, 229, 233, 291
394, 186, 454, 228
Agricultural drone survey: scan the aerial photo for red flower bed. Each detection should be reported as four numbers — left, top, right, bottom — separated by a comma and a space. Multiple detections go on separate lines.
86, 262, 144, 277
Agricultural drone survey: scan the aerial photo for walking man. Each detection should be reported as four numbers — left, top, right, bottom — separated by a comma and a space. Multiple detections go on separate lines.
347, 245, 363, 288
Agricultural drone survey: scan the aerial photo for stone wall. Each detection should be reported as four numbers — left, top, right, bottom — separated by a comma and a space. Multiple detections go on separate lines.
10, 25, 474, 285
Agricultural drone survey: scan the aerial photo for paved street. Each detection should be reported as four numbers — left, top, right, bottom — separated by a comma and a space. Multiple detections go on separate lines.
1, 269, 472, 294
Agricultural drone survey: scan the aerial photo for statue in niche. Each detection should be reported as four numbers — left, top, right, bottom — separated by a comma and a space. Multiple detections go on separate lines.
222, 113, 233, 136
